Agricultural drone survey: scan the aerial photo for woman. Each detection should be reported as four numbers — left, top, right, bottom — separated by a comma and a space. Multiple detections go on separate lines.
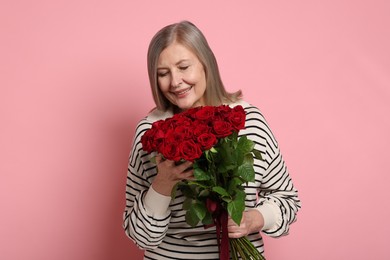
123, 20, 301, 259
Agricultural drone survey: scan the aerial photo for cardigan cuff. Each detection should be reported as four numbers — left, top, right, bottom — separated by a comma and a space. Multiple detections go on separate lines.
257, 202, 280, 231
144, 185, 171, 217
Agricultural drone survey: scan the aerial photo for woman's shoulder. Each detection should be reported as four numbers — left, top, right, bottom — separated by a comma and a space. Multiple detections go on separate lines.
132, 108, 174, 141
138, 107, 174, 123
148, 108, 174, 121
230, 100, 270, 127
229, 99, 262, 113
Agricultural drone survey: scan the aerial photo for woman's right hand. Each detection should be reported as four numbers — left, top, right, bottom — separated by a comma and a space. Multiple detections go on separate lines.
151, 154, 194, 196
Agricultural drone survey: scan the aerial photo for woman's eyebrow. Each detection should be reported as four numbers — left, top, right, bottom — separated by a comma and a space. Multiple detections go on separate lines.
175, 59, 190, 65
157, 59, 190, 70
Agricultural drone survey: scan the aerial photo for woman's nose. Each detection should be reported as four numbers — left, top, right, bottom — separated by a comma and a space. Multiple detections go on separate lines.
170, 71, 182, 87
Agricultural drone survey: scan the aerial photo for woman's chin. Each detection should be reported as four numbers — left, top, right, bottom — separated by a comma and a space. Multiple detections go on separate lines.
175, 100, 205, 111
175, 101, 193, 111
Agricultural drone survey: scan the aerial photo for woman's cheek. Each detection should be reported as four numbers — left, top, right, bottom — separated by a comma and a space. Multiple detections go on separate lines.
158, 78, 169, 91
183, 72, 196, 85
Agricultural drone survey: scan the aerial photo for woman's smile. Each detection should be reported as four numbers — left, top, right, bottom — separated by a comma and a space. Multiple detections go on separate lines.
172, 86, 193, 96
157, 42, 207, 110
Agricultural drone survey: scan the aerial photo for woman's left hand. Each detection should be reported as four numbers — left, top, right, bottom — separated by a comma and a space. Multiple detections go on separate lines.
227, 209, 265, 238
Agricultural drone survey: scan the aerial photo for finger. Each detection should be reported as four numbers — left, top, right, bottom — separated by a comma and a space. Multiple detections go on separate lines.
158, 157, 176, 167
227, 217, 240, 227
182, 171, 194, 180
228, 225, 242, 235
185, 175, 195, 181
228, 231, 244, 239
177, 160, 193, 172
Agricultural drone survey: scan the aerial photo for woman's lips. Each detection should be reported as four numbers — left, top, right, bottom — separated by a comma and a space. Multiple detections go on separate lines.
172, 86, 192, 96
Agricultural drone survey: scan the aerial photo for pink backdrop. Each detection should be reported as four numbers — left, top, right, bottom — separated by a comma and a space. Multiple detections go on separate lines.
1, 0, 389, 259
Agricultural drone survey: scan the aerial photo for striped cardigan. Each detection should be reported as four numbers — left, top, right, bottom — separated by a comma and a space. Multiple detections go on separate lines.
123, 100, 301, 259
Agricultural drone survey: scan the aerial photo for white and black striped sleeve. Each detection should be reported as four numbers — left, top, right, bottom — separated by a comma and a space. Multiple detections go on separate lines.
243, 105, 301, 238
122, 118, 172, 250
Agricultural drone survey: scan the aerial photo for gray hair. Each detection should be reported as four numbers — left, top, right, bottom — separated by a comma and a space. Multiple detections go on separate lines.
147, 20, 242, 111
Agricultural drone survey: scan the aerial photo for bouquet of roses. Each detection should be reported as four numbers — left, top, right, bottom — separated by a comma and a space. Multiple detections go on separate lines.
141, 105, 265, 260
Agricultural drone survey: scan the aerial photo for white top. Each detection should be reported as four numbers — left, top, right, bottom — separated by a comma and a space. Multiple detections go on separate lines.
123, 100, 301, 259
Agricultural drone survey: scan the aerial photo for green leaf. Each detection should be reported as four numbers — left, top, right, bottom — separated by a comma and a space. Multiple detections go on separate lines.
227, 190, 246, 225
235, 189, 246, 201
243, 153, 254, 165
185, 209, 200, 227
178, 182, 196, 198
212, 186, 230, 198
228, 202, 244, 225
202, 212, 213, 225
252, 149, 263, 160
218, 142, 234, 165
186, 181, 209, 189
237, 136, 255, 154
205, 150, 212, 162
234, 137, 254, 166
210, 147, 218, 153
222, 197, 232, 203
227, 177, 244, 194
228, 131, 239, 148
192, 202, 207, 221
198, 189, 210, 197
185, 200, 208, 227
194, 167, 211, 181
237, 162, 255, 182
182, 198, 193, 210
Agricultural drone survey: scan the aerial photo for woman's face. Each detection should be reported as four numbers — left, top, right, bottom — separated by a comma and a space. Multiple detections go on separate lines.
157, 42, 206, 110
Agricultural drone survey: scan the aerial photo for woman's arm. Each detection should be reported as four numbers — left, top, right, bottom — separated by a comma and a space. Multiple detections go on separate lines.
230, 104, 301, 238
122, 120, 172, 250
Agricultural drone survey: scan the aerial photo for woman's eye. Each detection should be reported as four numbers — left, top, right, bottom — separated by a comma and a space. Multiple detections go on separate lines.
179, 66, 189, 71
158, 72, 169, 77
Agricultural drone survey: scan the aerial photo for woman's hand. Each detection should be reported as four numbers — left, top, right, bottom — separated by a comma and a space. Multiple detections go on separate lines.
228, 209, 265, 238
151, 154, 194, 196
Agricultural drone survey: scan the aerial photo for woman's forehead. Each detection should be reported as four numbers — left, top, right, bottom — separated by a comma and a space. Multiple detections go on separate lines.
157, 43, 198, 67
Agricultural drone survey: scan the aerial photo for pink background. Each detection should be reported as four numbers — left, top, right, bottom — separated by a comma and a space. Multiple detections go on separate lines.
1, 0, 389, 259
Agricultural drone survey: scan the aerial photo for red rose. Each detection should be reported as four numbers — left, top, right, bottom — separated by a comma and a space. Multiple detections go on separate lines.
171, 114, 192, 127
194, 106, 215, 121
228, 112, 246, 131
193, 121, 211, 137
141, 105, 246, 160
212, 120, 233, 138
232, 105, 245, 113
197, 133, 217, 150
166, 128, 184, 144
206, 198, 218, 213
178, 140, 203, 161
175, 125, 193, 140
183, 106, 201, 119
154, 128, 166, 153
161, 142, 181, 161
163, 119, 177, 132
215, 105, 232, 118
140, 128, 156, 153
151, 119, 165, 129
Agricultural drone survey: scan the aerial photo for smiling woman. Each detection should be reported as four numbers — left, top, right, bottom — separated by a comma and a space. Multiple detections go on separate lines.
122, 20, 301, 260
146, 21, 242, 112
156, 42, 207, 110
